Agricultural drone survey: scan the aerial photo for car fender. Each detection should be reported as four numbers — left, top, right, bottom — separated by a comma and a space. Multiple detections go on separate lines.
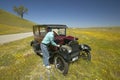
58, 46, 71, 62
30, 40, 34, 46
79, 44, 91, 51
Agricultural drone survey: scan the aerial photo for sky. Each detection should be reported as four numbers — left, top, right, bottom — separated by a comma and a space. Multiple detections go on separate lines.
0, 0, 120, 27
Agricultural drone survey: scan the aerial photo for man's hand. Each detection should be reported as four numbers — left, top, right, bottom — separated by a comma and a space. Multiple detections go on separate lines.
57, 45, 60, 47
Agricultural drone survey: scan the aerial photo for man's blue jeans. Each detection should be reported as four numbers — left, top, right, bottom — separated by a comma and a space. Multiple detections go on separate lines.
40, 43, 50, 66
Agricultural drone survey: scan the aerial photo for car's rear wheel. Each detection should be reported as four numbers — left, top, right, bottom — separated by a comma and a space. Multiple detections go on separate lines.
54, 55, 69, 75
80, 51, 91, 61
31, 41, 43, 57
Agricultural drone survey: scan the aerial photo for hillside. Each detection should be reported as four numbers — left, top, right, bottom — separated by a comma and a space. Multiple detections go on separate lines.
0, 27, 120, 80
0, 9, 35, 34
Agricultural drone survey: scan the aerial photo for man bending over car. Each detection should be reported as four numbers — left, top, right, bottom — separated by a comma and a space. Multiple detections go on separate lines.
40, 31, 60, 69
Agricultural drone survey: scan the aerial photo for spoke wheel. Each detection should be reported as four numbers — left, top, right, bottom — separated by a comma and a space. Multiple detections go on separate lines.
54, 55, 69, 75
32, 44, 43, 57
80, 51, 91, 61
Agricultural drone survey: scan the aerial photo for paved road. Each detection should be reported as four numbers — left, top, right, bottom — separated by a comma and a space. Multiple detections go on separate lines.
0, 32, 33, 44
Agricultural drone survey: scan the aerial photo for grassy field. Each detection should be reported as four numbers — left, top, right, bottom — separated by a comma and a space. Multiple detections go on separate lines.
0, 27, 120, 80
0, 9, 35, 35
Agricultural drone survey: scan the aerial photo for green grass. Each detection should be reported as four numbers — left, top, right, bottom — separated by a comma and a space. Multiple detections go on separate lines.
0, 9, 35, 34
0, 27, 120, 80
0, 37, 41, 80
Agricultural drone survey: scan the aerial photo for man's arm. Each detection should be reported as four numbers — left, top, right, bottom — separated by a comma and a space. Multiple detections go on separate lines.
49, 35, 57, 46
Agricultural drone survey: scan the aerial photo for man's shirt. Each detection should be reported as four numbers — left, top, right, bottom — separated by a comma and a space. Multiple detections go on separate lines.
42, 31, 57, 46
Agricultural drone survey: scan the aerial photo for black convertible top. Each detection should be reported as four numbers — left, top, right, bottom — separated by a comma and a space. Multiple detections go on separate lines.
33, 24, 68, 28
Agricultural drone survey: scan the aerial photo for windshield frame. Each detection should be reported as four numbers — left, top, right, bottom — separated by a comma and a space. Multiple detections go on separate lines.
51, 28, 66, 36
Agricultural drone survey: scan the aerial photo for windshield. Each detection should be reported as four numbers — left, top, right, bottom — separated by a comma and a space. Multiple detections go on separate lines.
51, 28, 66, 36
33, 26, 47, 36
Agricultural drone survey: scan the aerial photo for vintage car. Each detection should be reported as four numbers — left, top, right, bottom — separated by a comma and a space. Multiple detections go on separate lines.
30, 24, 91, 75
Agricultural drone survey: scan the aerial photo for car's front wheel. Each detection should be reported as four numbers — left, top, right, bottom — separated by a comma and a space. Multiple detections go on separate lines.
54, 55, 69, 75
80, 51, 91, 61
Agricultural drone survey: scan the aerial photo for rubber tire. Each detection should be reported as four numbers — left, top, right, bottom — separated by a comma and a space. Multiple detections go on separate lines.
32, 44, 43, 57
54, 55, 69, 75
80, 51, 91, 61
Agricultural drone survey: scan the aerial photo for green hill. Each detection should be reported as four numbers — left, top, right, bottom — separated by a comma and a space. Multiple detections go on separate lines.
0, 9, 35, 34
